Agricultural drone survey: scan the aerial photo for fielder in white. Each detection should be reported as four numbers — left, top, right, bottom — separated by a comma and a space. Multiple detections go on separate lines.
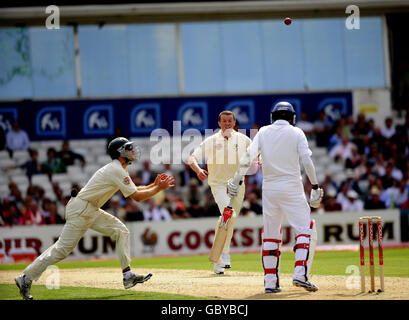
227, 102, 324, 293
15, 137, 175, 300
188, 111, 253, 274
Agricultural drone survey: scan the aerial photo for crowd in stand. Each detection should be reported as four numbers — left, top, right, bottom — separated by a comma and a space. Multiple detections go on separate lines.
1, 110, 409, 227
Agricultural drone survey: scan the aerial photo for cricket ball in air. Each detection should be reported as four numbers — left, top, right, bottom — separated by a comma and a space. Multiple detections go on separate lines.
284, 17, 292, 25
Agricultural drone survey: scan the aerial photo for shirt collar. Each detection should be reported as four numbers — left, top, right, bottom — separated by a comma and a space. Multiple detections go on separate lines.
274, 120, 290, 126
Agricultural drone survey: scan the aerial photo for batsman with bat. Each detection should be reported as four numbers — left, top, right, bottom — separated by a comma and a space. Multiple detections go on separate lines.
15, 137, 175, 300
189, 111, 254, 275
227, 102, 324, 293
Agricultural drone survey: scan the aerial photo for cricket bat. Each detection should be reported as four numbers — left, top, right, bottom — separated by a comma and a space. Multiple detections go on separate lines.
208, 177, 242, 264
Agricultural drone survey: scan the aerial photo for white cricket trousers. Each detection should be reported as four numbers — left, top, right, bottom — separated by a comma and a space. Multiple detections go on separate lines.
24, 197, 131, 281
210, 182, 245, 256
262, 187, 311, 282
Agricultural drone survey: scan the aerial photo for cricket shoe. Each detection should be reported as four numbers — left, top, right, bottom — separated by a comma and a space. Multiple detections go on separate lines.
221, 253, 231, 269
265, 287, 282, 293
123, 273, 152, 289
15, 274, 33, 300
213, 263, 225, 275
292, 278, 319, 292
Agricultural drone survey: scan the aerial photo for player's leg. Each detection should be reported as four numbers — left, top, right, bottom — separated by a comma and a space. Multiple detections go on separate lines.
210, 183, 242, 272
261, 189, 283, 293
17, 198, 97, 299
90, 209, 152, 289
222, 183, 246, 267
281, 193, 318, 292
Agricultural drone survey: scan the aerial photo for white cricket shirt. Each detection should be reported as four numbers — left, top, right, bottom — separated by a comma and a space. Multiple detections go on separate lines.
77, 159, 137, 208
192, 130, 251, 186
247, 120, 312, 191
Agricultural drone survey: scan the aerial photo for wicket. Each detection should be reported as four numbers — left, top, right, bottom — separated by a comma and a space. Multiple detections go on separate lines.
359, 216, 385, 293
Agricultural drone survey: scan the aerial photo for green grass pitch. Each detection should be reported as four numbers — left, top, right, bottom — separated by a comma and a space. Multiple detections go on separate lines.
1, 248, 408, 300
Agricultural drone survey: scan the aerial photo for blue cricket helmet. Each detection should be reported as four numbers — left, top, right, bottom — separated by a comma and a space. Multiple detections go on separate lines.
271, 101, 296, 125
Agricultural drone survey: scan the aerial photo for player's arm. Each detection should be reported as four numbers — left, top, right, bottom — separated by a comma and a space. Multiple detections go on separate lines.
188, 155, 208, 181
227, 133, 261, 197
130, 175, 175, 202
297, 131, 324, 207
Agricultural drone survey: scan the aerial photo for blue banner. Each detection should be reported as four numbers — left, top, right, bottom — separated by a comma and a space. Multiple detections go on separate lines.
0, 92, 352, 140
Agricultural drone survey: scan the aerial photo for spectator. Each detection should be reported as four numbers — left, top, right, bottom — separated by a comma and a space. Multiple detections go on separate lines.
380, 179, 400, 208
354, 113, 371, 138
171, 196, 191, 219
143, 198, 171, 221
240, 200, 257, 217
364, 187, 386, 210
41, 199, 52, 222
329, 135, 357, 162
57, 140, 86, 168
353, 154, 368, 180
179, 163, 200, 187
351, 130, 366, 155
381, 162, 398, 190
313, 111, 332, 148
6, 119, 30, 157
7, 181, 23, 206
184, 178, 204, 207
321, 174, 338, 194
345, 146, 361, 169
41, 147, 67, 177
137, 160, 157, 185
29, 201, 45, 225
107, 195, 126, 221
203, 191, 219, 217
373, 153, 386, 177
0, 125, 6, 150
44, 201, 65, 224
328, 126, 343, 152
342, 189, 364, 212
124, 198, 144, 222
20, 203, 35, 226
381, 117, 396, 139
186, 199, 205, 218
296, 111, 315, 137
388, 159, 403, 181
20, 149, 42, 183
339, 114, 351, 139
1, 200, 22, 226
244, 192, 262, 215
323, 188, 342, 212
394, 179, 409, 208
369, 127, 385, 152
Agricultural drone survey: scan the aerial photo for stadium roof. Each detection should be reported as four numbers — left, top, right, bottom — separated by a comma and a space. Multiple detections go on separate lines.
1, 0, 409, 26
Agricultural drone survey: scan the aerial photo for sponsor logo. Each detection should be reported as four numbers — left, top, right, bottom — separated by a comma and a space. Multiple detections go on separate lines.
36, 106, 66, 137
130, 103, 161, 134
317, 97, 348, 124
225, 100, 255, 129
177, 102, 208, 131
83, 105, 113, 135
123, 177, 130, 185
0, 108, 18, 132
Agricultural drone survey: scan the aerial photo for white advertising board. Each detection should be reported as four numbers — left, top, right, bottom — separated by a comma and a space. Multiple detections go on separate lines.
0, 210, 401, 262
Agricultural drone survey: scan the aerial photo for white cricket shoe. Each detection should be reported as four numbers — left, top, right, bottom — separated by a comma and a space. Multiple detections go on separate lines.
265, 287, 282, 293
221, 253, 231, 269
292, 278, 319, 292
15, 274, 33, 300
123, 272, 152, 289
213, 263, 225, 275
